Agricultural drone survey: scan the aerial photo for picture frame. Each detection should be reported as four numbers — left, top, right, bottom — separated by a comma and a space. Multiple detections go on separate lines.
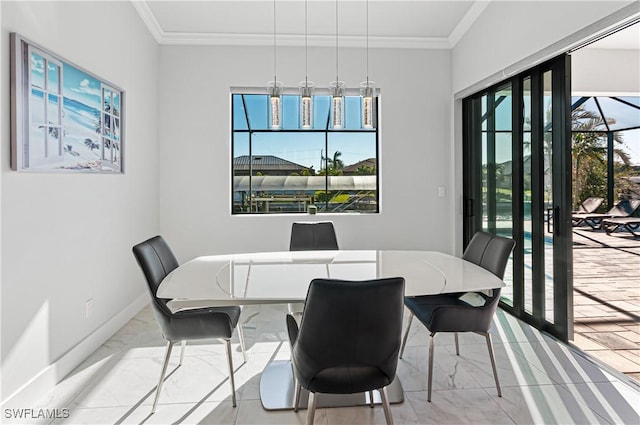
10, 33, 125, 173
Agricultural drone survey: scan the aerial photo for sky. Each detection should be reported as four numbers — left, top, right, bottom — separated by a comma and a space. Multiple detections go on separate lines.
62, 64, 102, 109
236, 94, 638, 170
31, 50, 102, 110
489, 95, 640, 166
233, 94, 377, 169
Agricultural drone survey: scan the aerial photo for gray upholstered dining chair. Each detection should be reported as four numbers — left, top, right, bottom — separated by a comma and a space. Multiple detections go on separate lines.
399, 231, 515, 402
132, 235, 247, 413
286, 277, 405, 425
288, 221, 339, 316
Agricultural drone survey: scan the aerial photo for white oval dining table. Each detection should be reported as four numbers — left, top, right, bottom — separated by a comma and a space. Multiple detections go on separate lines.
157, 250, 504, 303
156, 250, 505, 410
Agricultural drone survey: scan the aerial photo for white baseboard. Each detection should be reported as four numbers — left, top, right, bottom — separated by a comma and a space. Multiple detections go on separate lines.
1, 292, 149, 410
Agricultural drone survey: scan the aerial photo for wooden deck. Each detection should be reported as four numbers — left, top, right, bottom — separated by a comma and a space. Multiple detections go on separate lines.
572, 225, 640, 384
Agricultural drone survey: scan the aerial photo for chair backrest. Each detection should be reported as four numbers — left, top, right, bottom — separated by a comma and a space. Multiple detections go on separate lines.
132, 235, 179, 315
289, 221, 339, 251
578, 197, 604, 213
463, 231, 515, 280
609, 199, 640, 217
293, 277, 404, 392
450, 233, 514, 332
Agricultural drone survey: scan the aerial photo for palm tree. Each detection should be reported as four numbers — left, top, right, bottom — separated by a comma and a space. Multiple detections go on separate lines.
84, 138, 100, 156
331, 151, 344, 171
320, 150, 344, 175
356, 165, 375, 175
572, 105, 628, 208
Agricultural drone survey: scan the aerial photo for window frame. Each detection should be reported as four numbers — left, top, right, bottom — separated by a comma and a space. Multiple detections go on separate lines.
231, 91, 380, 215
27, 45, 64, 166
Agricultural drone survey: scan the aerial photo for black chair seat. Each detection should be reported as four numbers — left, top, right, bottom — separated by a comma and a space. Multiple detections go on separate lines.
161, 305, 241, 341
404, 294, 480, 333
308, 366, 392, 395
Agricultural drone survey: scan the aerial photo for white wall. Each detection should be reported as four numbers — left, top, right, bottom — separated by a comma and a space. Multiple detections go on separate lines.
452, 0, 635, 95
572, 47, 640, 94
1, 1, 159, 404
158, 45, 453, 261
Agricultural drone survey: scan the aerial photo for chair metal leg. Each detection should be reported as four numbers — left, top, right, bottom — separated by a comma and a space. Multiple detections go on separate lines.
224, 339, 237, 407
179, 340, 186, 366
454, 332, 460, 355
293, 379, 302, 412
427, 333, 435, 402
151, 341, 174, 414
379, 386, 394, 425
484, 332, 502, 397
399, 312, 414, 359
306, 391, 317, 425
369, 390, 375, 408
237, 322, 248, 364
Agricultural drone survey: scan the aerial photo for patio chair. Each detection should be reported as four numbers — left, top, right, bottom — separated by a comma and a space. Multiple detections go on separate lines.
572, 197, 604, 214
602, 216, 640, 237
572, 199, 640, 229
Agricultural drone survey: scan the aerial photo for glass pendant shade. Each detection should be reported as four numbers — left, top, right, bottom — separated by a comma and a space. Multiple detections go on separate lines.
330, 81, 345, 129
267, 81, 283, 129
360, 81, 376, 129
299, 81, 315, 129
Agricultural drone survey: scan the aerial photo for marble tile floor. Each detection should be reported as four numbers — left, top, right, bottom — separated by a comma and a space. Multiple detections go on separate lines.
11, 303, 640, 425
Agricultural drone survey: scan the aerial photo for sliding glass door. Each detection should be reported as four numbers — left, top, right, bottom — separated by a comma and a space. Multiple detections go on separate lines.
463, 55, 573, 342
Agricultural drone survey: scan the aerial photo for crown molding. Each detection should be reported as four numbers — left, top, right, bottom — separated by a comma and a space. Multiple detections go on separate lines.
448, 0, 491, 47
131, 0, 489, 50
131, 0, 164, 42
157, 32, 451, 49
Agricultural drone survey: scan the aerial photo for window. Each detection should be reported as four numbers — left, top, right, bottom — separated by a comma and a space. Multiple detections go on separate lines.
99, 86, 122, 165
11, 33, 124, 173
29, 49, 63, 166
232, 93, 379, 214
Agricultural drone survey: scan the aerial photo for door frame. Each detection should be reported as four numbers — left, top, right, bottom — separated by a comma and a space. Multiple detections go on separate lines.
463, 55, 573, 342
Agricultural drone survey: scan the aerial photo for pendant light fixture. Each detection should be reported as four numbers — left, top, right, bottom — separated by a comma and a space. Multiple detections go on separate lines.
330, 0, 345, 129
267, 0, 282, 129
299, 0, 315, 129
360, 0, 375, 129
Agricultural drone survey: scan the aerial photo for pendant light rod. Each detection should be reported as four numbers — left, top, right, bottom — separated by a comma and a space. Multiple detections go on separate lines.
305, 0, 309, 84
273, 0, 277, 82
365, 0, 369, 83
335, 0, 339, 82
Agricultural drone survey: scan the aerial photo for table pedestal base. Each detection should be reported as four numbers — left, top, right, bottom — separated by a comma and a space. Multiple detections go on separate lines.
259, 360, 404, 411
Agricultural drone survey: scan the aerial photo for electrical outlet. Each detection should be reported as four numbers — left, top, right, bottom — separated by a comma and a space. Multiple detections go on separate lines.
438, 186, 446, 198
86, 298, 94, 319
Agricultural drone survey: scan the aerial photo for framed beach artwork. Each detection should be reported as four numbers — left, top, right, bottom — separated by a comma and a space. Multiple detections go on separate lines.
10, 33, 125, 173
